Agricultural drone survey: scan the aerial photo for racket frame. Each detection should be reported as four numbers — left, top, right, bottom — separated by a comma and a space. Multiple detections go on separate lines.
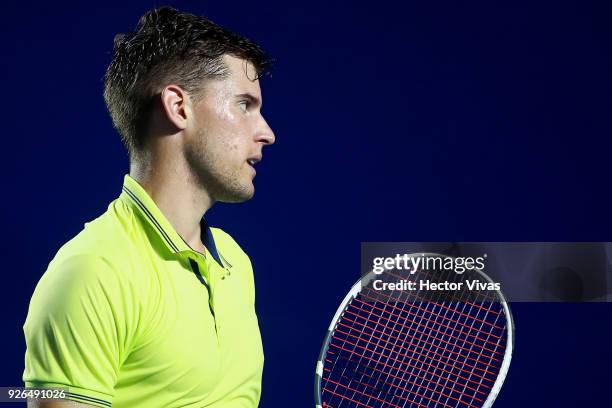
315, 252, 514, 408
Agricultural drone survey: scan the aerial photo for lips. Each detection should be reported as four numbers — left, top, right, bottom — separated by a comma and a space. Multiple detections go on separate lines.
245, 155, 261, 177
246, 155, 262, 167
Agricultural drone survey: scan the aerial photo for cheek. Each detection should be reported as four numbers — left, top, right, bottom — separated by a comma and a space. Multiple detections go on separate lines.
200, 122, 238, 156
219, 122, 248, 155
195, 104, 247, 166
218, 131, 240, 157
211, 132, 243, 172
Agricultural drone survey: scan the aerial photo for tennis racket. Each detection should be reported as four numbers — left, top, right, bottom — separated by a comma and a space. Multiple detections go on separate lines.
315, 253, 514, 408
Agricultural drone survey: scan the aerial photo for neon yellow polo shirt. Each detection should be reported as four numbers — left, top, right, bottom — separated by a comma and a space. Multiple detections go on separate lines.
23, 175, 264, 407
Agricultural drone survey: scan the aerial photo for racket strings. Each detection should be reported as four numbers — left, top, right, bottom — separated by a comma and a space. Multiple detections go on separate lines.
335, 313, 499, 379
354, 295, 505, 352
343, 300, 501, 387
428, 294, 504, 407
321, 268, 508, 407
326, 342, 486, 407
341, 304, 503, 369
376, 267, 505, 408
323, 301, 501, 405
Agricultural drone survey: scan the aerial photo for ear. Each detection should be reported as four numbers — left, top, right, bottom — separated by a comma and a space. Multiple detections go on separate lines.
160, 85, 191, 130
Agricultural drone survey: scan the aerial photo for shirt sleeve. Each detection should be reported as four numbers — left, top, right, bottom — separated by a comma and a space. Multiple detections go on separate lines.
23, 254, 134, 407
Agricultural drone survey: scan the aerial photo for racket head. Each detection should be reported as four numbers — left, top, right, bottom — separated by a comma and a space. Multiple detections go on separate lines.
315, 252, 514, 408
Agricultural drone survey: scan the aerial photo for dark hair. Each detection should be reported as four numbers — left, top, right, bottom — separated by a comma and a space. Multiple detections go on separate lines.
103, 6, 272, 155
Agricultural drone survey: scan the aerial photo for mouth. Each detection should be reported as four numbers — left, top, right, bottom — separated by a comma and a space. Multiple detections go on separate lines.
246, 156, 262, 170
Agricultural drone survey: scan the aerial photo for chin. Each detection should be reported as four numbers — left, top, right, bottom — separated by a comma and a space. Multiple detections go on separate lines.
218, 184, 255, 203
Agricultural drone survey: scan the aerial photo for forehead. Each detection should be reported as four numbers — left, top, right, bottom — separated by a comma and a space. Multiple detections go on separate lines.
219, 54, 261, 95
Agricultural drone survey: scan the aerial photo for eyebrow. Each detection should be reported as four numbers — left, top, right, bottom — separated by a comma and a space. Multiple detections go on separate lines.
236, 93, 261, 107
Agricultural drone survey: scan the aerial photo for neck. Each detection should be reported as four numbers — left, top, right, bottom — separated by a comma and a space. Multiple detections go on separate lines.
129, 151, 214, 252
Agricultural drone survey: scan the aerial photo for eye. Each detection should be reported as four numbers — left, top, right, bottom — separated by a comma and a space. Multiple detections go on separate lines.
238, 100, 250, 113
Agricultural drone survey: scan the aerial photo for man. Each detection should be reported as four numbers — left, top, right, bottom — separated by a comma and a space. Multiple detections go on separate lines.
23, 6, 275, 408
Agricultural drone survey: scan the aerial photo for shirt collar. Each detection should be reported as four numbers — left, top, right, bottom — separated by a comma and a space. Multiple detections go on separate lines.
119, 175, 223, 267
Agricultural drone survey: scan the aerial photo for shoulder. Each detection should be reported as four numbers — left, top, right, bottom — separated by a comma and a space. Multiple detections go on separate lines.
50, 198, 143, 280
27, 208, 143, 350
33, 199, 146, 310
60, 199, 134, 260
35, 252, 131, 318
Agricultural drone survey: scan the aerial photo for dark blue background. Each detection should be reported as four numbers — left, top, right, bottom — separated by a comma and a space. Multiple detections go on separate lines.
2, 0, 611, 406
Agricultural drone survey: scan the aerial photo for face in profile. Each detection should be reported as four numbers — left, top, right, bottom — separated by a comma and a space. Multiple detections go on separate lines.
184, 55, 275, 203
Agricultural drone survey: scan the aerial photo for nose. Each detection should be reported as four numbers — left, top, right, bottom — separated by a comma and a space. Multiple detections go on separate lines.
255, 115, 275, 146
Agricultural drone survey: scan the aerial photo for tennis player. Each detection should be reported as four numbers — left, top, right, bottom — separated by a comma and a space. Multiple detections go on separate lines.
23, 6, 274, 408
